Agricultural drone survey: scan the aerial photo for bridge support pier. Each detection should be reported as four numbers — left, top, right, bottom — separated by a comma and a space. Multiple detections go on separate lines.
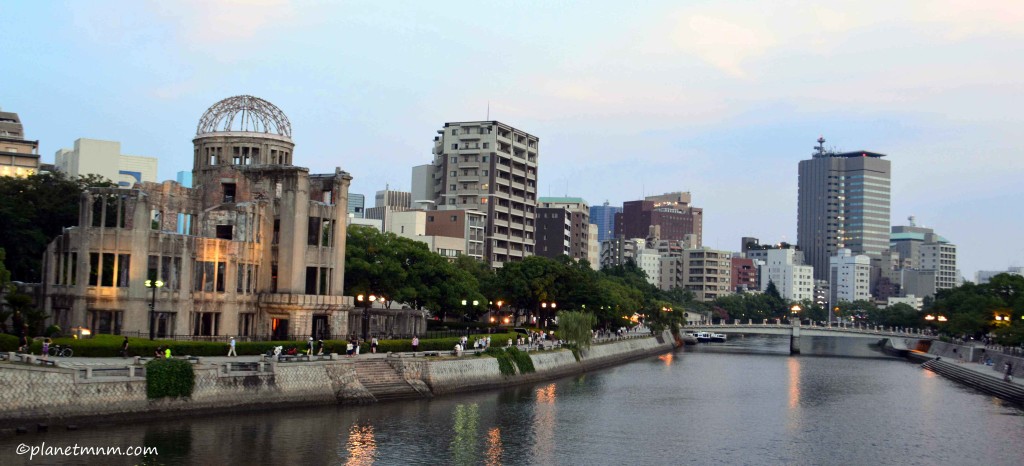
790, 322, 801, 355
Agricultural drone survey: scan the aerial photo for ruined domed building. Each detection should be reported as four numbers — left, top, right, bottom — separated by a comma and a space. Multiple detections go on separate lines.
41, 96, 371, 340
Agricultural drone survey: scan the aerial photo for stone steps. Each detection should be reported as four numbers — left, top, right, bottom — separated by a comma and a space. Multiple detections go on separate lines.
921, 359, 1024, 404
354, 360, 424, 401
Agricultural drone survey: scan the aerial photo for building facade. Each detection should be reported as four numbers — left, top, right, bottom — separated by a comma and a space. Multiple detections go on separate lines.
731, 256, 758, 292
889, 219, 958, 296
38, 96, 414, 340
680, 248, 732, 302
416, 121, 539, 268
829, 248, 871, 305
0, 110, 41, 178
54, 138, 159, 187
757, 248, 814, 302
615, 192, 703, 246
797, 138, 891, 283
589, 201, 622, 243
423, 208, 487, 261
538, 197, 590, 262
347, 193, 365, 218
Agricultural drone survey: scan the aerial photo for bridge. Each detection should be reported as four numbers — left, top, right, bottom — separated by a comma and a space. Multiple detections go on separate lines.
686, 321, 936, 355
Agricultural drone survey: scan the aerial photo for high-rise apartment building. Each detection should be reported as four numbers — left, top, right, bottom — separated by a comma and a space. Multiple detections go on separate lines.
54, 138, 158, 187
615, 192, 702, 245
416, 121, 539, 268
537, 197, 590, 262
797, 137, 890, 283
0, 109, 40, 178
589, 201, 622, 243
679, 248, 733, 302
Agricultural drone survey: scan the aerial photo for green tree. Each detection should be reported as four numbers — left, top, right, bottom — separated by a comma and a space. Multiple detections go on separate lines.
0, 172, 113, 281
556, 310, 597, 349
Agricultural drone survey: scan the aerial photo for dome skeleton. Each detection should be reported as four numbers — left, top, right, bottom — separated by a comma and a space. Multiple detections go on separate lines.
196, 95, 292, 138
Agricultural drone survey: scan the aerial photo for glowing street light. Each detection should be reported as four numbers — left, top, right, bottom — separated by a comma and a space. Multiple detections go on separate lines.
144, 279, 164, 340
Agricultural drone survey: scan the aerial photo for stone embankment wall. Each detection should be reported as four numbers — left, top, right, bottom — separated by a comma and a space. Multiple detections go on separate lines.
0, 331, 674, 426
926, 341, 1023, 379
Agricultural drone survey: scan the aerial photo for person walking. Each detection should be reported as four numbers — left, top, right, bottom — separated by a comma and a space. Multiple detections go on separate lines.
346, 340, 354, 357
1005, 362, 1014, 382
227, 337, 237, 357
371, 337, 378, 354
164, 347, 172, 359
412, 336, 419, 353
17, 334, 28, 353
307, 337, 315, 357
41, 338, 50, 359
317, 339, 324, 356
120, 337, 130, 358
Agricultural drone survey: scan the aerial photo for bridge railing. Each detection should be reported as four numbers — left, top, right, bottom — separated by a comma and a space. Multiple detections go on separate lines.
686, 320, 934, 338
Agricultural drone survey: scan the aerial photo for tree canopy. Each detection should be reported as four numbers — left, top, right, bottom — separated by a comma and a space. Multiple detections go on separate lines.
0, 172, 113, 282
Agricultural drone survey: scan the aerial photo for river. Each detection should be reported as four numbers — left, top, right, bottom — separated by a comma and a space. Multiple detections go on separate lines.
2, 335, 1022, 465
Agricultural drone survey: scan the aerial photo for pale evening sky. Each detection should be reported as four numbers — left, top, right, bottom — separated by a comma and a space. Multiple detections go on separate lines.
1, 0, 1022, 279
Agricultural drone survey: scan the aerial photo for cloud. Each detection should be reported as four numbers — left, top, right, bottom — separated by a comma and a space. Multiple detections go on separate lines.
148, 0, 297, 49
670, 13, 777, 78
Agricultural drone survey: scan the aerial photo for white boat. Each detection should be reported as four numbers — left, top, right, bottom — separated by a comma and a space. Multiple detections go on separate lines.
709, 333, 727, 343
694, 331, 712, 343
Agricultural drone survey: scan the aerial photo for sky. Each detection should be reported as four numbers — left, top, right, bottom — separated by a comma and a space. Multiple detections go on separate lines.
2, 0, 1022, 279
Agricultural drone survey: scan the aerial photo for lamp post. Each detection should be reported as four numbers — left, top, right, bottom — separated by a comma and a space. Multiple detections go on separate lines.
790, 304, 802, 325
357, 294, 381, 342
462, 299, 479, 338
144, 279, 164, 340
540, 301, 557, 328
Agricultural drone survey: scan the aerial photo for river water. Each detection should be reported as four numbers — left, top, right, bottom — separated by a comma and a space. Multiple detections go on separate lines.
2, 335, 1022, 465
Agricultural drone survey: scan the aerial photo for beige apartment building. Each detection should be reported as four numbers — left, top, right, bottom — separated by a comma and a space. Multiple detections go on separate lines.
415, 121, 539, 268
0, 110, 40, 178
661, 247, 733, 302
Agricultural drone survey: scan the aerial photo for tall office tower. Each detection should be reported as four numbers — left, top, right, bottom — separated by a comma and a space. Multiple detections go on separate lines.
589, 201, 622, 243
347, 193, 365, 218
797, 137, 891, 284
365, 188, 411, 230
614, 191, 703, 245
0, 109, 40, 178
416, 121, 538, 268
537, 197, 590, 262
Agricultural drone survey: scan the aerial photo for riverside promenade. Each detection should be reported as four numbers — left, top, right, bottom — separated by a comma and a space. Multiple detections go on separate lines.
0, 330, 675, 429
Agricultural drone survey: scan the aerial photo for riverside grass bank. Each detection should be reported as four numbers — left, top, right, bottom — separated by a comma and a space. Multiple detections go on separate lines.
0, 331, 677, 429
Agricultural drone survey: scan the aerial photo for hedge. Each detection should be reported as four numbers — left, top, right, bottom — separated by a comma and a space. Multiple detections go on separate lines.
145, 358, 195, 399
505, 346, 535, 374
0, 334, 18, 351
484, 347, 516, 375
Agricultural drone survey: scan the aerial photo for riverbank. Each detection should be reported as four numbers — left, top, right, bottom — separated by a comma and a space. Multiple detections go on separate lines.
0, 331, 675, 431
906, 340, 1024, 405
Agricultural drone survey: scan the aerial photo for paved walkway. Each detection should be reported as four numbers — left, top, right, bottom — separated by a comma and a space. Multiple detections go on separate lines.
918, 351, 1019, 386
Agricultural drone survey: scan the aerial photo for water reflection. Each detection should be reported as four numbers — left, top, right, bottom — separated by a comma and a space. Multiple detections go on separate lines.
485, 427, 503, 466
532, 384, 557, 464
450, 404, 480, 466
343, 424, 376, 466
658, 353, 674, 367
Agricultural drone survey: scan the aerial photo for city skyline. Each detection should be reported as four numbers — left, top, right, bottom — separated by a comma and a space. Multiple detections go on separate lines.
2, 1, 1022, 278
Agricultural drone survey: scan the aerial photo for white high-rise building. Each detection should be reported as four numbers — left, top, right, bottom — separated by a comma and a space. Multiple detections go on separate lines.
54, 138, 158, 187
757, 248, 814, 302
829, 248, 871, 305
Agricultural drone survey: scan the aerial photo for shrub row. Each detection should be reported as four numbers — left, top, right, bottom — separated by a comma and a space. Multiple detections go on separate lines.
505, 346, 535, 374
145, 358, 195, 399
484, 347, 516, 375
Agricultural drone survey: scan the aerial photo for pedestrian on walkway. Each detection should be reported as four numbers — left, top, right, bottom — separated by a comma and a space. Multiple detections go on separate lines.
346, 340, 354, 357
412, 336, 419, 352
317, 339, 324, 356
41, 338, 50, 358
227, 337, 237, 357
307, 337, 315, 356
120, 337, 130, 358
165, 347, 171, 359
371, 337, 378, 354
17, 334, 28, 353
1005, 362, 1014, 382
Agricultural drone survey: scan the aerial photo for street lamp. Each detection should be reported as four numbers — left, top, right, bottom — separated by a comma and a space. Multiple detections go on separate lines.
144, 279, 164, 340
541, 301, 557, 328
790, 304, 802, 325
357, 294, 383, 342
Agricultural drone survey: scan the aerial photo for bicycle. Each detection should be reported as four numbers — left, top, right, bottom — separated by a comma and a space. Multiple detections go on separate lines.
48, 345, 73, 358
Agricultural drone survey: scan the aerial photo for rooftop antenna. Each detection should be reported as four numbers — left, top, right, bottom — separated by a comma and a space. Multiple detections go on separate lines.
486, 101, 490, 121
814, 136, 827, 158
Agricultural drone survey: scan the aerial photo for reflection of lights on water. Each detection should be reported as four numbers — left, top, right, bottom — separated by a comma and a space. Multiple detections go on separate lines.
788, 358, 800, 409
345, 425, 376, 466
658, 353, 674, 366
485, 427, 503, 466
451, 404, 480, 466
536, 384, 556, 404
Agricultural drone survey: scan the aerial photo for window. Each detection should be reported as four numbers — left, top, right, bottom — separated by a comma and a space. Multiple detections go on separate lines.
482, 155, 488, 162
450, 184, 457, 191
237, 263, 257, 294
451, 129, 457, 135
223, 183, 236, 203
451, 216, 458, 222
483, 143, 489, 149
449, 199, 456, 205
271, 264, 278, 293
193, 261, 225, 292
450, 157, 457, 163
451, 171, 457, 177
308, 217, 321, 245
192, 312, 220, 336
238, 313, 255, 337
216, 225, 233, 240
451, 144, 458, 150
273, 219, 280, 244
427, 216, 434, 222
305, 266, 332, 295
89, 310, 123, 335
161, 256, 181, 290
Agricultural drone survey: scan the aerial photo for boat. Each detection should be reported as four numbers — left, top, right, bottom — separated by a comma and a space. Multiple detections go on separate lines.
693, 332, 727, 343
